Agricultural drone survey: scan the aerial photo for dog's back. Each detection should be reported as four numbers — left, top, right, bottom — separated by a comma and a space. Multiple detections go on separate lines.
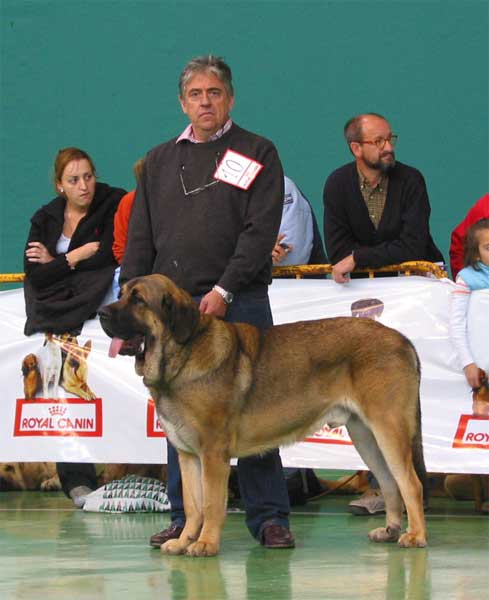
233, 317, 420, 449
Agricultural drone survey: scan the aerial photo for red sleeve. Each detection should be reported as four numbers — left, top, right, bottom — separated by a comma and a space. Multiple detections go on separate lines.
449, 194, 489, 279
113, 190, 136, 264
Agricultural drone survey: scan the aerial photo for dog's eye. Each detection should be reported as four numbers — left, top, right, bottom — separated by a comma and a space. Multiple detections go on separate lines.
131, 292, 145, 306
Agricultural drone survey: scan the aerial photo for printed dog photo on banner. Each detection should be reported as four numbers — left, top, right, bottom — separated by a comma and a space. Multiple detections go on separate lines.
16, 333, 102, 439
20, 333, 96, 401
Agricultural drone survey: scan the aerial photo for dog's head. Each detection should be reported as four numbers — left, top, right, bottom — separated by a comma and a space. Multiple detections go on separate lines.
43, 332, 56, 345
64, 339, 92, 374
0, 463, 25, 490
21, 353, 39, 376
0, 462, 54, 491
98, 274, 201, 362
58, 333, 78, 355
472, 369, 489, 416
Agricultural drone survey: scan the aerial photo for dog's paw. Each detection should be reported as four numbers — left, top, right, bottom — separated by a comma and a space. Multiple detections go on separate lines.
398, 532, 427, 548
185, 540, 219, 557
368, 525, 400, 543
40, 476, 62, 491
160, 539, 187, 555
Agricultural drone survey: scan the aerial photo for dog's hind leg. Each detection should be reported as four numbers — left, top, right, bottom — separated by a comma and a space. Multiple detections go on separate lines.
162, 451, 203, 556
186, 449, 231, 557
346, 415, 404, 543
370, 416, 426, 548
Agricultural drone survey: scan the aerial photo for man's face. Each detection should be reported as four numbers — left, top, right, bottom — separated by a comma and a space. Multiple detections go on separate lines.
179, 71, 234, 142
351, 116, 396, 173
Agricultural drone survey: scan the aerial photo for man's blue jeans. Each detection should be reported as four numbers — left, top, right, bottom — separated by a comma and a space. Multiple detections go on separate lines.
166, 288, 291, 540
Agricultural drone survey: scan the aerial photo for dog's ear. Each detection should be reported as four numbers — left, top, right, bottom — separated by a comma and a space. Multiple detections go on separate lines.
82, 340, 92, 358
161, 292, 200, 345
21, 355, 35, 376
21, 356, 29, 376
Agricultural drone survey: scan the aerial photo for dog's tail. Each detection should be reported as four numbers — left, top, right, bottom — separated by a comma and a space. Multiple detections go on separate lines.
412, 352, 429, 506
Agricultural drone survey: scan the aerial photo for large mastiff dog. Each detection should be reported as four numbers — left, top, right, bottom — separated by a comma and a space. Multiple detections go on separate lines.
99, 274, 427, 556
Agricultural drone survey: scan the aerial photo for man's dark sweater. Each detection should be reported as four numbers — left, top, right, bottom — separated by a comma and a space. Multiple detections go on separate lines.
323, 161, 444, 268
121, 123, 284, 296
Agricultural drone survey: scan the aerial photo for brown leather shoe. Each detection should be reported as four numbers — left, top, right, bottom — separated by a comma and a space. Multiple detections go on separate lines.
149, 523, 184, 548
261, 525, 295, 549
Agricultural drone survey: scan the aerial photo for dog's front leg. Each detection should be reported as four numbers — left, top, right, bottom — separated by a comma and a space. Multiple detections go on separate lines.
185, 450, 230, 557
42, 375, 49, 400
52, 374, 59, 399
161, 450, 203, 556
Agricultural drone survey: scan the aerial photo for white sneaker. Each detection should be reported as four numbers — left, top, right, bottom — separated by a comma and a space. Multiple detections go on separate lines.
348, 488, 385, 515
69, 485, 93, 509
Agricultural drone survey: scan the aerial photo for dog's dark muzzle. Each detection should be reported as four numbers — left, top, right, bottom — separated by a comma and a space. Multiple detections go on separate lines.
98, 306, 116, 338
98, 305, 145, 357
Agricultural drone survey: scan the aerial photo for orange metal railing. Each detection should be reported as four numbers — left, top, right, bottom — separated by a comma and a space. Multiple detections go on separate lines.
0, 261, 447, 286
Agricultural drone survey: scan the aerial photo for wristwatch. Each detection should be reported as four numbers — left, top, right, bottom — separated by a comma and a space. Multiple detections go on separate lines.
213, 285, 234, 304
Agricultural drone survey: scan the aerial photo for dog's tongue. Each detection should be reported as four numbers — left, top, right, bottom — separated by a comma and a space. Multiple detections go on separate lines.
108, 337, 124, 358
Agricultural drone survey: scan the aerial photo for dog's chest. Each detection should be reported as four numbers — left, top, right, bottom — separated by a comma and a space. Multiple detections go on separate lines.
155, 395, 200, 454
38, 343, 62, 374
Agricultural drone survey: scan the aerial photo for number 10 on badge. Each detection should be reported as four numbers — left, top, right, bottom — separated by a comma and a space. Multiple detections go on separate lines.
214, 149, 264, 190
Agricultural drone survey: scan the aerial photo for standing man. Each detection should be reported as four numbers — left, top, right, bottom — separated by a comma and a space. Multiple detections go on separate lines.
121, 55, 294, 549
323, 113, 443, 284
323, 112, 443, 515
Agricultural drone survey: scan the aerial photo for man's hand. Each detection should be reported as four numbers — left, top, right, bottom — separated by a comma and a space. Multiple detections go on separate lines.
332, 254, 356, 283
199, 289, 227, 318
272, 233, 293, 265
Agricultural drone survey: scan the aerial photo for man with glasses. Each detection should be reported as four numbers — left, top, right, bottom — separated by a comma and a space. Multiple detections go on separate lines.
322, 113, 443, 515
323, 113, 443, 283
120, 55, 294, 550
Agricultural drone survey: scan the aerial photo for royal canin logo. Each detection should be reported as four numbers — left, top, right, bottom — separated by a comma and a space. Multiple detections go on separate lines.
305, 424, 353, 446
453, 414, 489, 449
14, 399, 102, 437
147, 399, 166, 438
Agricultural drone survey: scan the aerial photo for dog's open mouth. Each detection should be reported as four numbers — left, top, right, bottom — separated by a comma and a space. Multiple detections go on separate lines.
108, 336, 145, 360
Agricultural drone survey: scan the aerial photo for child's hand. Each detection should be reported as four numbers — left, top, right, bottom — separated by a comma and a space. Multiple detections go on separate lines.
463, 363, 482, 389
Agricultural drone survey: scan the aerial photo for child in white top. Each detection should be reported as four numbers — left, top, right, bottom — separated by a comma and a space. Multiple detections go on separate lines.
449, 218, 489, 390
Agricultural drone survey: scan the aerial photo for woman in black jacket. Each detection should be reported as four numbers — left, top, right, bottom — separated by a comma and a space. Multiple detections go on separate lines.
24, 147, 125, 335
23, 147, 126, 506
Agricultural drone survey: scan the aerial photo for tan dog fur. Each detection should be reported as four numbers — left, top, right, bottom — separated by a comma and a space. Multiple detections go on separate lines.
21, 353, 42, 399
0, 462, 61, 491
472, 369, 489, 416
99, 274, 427, 556
60, 336, 96, 400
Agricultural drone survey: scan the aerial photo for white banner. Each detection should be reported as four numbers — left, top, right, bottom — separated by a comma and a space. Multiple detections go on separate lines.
1, 277, 488, 473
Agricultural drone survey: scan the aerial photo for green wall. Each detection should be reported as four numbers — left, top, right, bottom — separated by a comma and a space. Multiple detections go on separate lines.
1, 0, 488, 276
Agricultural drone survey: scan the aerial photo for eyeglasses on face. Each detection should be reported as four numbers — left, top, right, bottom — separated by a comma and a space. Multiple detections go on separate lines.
356, 134, 398, 150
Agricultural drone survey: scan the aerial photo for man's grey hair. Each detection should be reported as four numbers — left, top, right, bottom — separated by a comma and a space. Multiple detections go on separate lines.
179, 55, 234, 97
343, 113, 388, 145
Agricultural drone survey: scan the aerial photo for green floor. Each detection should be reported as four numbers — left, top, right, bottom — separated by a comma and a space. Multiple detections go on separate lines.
0, 490, 488, 600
